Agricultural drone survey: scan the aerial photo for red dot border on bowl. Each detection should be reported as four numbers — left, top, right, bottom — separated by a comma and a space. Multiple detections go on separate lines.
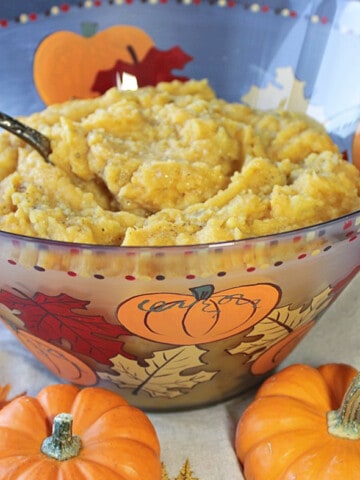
5, 224, 359, 280
0, 1, 339, 30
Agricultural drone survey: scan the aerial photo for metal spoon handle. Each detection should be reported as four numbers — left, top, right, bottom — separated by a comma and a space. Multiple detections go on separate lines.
0, 111, 51, 162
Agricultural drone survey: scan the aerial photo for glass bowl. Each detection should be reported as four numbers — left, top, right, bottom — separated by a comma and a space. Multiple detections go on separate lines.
0, 210, 359, 410
0, 0, 360, 410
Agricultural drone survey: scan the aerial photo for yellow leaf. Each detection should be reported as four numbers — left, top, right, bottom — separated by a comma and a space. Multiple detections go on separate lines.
175, 459, 199, 480
229, 286, 332, 360
99, 345, 217, 398
162, 460, 200, 480
161, 463, 171, 480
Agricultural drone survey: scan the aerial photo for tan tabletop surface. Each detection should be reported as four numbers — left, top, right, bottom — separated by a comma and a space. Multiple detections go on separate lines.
0, 274, 359, 479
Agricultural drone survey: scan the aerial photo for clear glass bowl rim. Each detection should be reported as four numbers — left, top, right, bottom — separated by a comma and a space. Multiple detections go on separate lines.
0, 207, 359, 254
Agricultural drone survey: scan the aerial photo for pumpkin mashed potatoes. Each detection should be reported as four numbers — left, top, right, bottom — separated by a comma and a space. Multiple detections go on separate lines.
0, 79, 359, 246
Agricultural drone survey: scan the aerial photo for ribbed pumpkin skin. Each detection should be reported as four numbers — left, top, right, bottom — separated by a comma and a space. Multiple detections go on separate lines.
0, 384, 161, 480
235, 363, 360, 480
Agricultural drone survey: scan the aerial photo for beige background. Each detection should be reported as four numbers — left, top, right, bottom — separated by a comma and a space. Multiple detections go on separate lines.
0, 273, 359, 479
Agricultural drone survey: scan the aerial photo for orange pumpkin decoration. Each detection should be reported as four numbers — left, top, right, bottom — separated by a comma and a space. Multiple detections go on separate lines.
117, 283, 280, 345
16, 329, 98, 386
0, 383, 161, 479
33, 24, 154, 104
236, 363, 360, 479
250, 320, 315, 375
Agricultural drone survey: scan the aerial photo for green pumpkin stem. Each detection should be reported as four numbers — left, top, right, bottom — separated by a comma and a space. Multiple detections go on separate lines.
189, 284, 215, 301
81, 22, 98, 38
41, 413, 82, 461
327, 372, 360, 440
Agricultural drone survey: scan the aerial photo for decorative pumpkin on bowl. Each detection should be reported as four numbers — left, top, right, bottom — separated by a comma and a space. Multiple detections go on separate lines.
0, 383, 162, 479
33, 23, 193, 105
235, 363, 360, 479
33, 24, 155, 104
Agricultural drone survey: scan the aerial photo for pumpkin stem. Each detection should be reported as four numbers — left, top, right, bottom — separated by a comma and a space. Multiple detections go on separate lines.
127, 45, 139, 64
41, 413, 82, 461
189, 284, 215, 301
327, 372, 360, 440
81, 22, 98, 38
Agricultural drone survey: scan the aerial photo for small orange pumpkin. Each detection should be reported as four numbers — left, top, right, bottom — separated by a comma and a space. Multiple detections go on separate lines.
0, 383, 161, 479
0, 385, 25, 410
33, 24, 154, 104
236, 363, 360, 479
117, 283, 280, 345
16, 329, 98, 386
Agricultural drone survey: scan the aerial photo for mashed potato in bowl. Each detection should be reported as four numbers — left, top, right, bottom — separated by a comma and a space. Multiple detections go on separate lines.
0, 79, 359, 247
1, 80, 359, 411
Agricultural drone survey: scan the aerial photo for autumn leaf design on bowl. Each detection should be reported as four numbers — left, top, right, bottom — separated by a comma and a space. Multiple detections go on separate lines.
33, 23, 193, 105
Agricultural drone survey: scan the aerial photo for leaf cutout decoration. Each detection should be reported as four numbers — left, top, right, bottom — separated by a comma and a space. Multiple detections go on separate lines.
92, 45, 193, 94
175, 459, 200, 480
162, 463, 171, 480
288, 286, 332, 328
162, 460, 200, 480
229, 286, 332, 360
99, 345, 217, 398
0, 289, 133, 365
250, 320, 315, 375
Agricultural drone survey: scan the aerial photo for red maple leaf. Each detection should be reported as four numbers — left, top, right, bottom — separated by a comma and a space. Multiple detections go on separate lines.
91, 45, 193, 95
0, 289, 134, 365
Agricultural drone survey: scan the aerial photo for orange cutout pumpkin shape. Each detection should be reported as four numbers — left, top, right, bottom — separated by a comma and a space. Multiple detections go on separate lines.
117, 283, 280, 345
33, 24, 155, 104
16, 330, 98, 386
251, 320, 315, 375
